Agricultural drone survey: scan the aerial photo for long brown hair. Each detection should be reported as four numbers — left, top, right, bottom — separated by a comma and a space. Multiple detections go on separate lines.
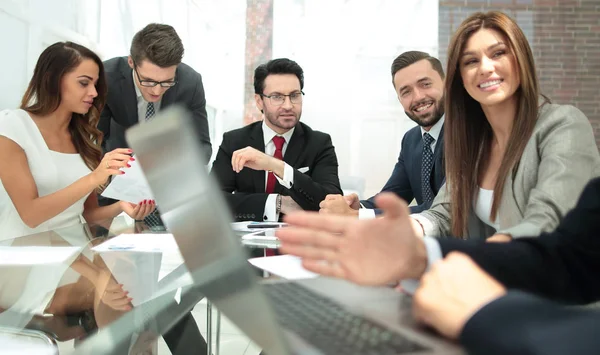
20, 42, 107, 175
444, 11, 545, 237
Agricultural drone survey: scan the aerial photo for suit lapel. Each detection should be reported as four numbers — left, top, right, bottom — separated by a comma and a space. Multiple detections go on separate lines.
283, 124, 305, 168
120, 63, 139, 127
433, 125, 445, 181
249, 124, 267, 192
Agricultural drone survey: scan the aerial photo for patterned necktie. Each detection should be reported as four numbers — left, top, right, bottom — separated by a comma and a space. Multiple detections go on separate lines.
421, 132, 436, 203
145, 102, 155, 121
142, 102, 162, 228
265, 136, 286, 194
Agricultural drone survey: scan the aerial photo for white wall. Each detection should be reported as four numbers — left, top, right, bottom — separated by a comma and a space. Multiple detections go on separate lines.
273, 0, 439, 197
0, 0, 440, 198
0, 0, 98, 110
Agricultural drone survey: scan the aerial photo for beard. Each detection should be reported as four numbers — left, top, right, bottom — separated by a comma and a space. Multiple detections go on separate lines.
264, 110, 300, 131
405, 96, 445, 128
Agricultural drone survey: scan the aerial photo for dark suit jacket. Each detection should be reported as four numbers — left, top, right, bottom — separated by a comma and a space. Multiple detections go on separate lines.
99, 56, 212, 161
437, 177, 600, 354
361, 125, 445, 214
211, 121, 342, 221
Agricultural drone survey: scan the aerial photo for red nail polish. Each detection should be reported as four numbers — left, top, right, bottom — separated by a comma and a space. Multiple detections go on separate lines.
121, 171, 125, 174
127, 164, 131, 168
130, 157, 135, 161
128, 149, 133, 153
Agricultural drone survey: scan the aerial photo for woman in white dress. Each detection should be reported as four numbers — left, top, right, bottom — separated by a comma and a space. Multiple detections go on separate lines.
0, 42, 155, 329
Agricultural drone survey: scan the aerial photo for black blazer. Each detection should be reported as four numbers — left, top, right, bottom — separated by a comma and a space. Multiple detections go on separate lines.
361, 125, 445, 214
438, 177, 600, 354
99, 56, 212, 161
211, 121, 342, 221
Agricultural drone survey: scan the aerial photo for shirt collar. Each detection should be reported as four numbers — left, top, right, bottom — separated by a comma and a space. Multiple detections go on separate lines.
262, 120, 295, 146
420, 115, 445, 141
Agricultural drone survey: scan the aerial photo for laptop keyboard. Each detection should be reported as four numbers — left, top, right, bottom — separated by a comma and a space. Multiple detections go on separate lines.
263, 282, 428, 354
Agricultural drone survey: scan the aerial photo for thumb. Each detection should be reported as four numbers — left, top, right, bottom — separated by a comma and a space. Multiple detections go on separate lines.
344, 193, 358, 205
373, 193, 410, 219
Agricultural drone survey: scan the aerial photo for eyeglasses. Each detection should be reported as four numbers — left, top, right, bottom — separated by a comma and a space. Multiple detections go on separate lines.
260, 91, 304, 106
133, 62, 177, 88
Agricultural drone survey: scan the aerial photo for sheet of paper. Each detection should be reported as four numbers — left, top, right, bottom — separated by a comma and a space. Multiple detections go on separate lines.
0, 246, 81, 266
248, 255, 319, 280
92, 233, 180, 253
93, 234, 190, 306
100, 155, 154, 204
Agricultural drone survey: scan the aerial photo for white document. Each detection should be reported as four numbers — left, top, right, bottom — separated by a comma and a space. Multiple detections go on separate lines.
0, 246, 81, 266
248, 255, 319, 280
100, 155, 154, 204
93, 234, 190, 306
92, 233, 180, 253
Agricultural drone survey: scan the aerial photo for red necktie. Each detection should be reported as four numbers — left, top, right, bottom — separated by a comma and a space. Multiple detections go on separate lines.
265, 136, 285, 257
265, 136, 285, 194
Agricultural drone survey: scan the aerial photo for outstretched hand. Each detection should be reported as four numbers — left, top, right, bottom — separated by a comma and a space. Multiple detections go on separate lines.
277, 193, 428, 285
119, 200, 156, 220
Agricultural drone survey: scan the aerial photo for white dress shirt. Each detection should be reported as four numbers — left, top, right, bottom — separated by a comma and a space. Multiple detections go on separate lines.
358, 116, 445, 219
262, 121, 296, 221
133, 70, 162, 122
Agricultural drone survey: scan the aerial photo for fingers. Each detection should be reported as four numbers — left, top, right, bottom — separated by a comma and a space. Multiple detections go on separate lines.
282, 211, 356, 234
319, 195, 345, 212
373, 192, 410, 219
277, 226, 342, 249
302, 259, 347, 279
106, 154, 134, 169
278, 238, 339, 261
231, 147, 254, 173
101, 283, 133, 311
134, 200, 156, 219
110, 148, 133, 155
344, 193, 359, 205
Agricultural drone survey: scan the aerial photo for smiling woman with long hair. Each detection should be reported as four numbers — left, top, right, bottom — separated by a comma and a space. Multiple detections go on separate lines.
411, 11, 600, 241
0, 41, 155, 240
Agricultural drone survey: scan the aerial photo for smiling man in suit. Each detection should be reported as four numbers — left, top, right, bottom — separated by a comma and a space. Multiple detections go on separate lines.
211, 58, 342, 222
319, 51, 446, 217
97, 23, 210, 355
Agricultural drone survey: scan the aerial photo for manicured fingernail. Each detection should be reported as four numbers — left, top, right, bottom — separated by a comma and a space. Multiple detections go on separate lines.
121, 171, 125, 174
128, 149, 133, 153
126, 164, 131, 168
130, 157, 135, 161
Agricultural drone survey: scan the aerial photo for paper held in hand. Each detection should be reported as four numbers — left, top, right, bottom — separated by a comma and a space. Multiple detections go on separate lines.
101, 155, 155, 204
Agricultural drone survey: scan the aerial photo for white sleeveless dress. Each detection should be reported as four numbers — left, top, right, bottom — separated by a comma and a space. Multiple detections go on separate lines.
0, 109, 92, 241
0, 110, 94, 315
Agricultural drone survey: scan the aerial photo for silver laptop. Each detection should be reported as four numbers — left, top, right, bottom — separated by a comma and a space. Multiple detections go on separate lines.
125, 106, 463, 355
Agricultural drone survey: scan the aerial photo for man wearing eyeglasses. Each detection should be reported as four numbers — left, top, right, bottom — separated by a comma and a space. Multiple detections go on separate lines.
97, 23, 210, 355
211, 58, 342, 223
99, 23, 211, 162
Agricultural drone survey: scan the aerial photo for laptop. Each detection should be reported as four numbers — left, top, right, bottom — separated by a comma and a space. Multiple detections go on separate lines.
124, 106, 463, 354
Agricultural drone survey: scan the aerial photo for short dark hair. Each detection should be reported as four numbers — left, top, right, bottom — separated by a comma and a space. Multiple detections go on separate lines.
254, 58, 304, 94
391, 51, 445, 86
130, 23, 184, 68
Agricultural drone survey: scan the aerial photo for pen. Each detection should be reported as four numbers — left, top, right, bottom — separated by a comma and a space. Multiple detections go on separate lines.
247, 224, 286, 229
